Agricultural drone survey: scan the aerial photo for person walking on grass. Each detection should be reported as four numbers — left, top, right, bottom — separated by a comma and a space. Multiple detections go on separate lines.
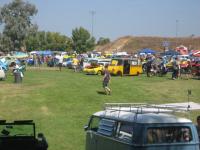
72, 57, 79, 72
172, 57, 180, 80
58, 54, 63, 71
103, 64, 111, 95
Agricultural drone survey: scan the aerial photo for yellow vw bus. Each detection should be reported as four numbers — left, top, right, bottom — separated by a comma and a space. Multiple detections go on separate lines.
108, 58, 142, 76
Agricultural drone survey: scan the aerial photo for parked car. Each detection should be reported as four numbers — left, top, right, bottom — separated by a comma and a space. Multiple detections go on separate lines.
0, 66, 6, 81
0, 120, 48, 150
0, 56, 16, 67
26, 58, 34, 66
0, 59, 9, 71
83, 64, 104, 75
62, 58, 73, 68
83, 58, 98, 69
84, 103, 200, 150
191, 60, 200, 78
97, 59, 111, 67
108, 58, 142, 76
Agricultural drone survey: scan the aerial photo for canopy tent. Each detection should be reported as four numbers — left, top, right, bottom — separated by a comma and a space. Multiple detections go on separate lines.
139, 48, 157, 55
161, 50, 180, 56
30, 50, 53, 56
13, 52, 29, 58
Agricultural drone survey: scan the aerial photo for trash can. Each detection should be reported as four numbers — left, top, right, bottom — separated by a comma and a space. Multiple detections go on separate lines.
14, 72, 22, 83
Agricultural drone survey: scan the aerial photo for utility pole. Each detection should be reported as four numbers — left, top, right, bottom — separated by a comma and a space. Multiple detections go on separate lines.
176, 19, 179, 38
90, 10, 96, 37
175, 19, 179, 46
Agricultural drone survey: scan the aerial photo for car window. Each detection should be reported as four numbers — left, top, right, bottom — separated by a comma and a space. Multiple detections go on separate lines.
111, 60, 118, 65
6, 57, 11, 60
115, 122, 133, 142
131, 60, 138, 65
118, 60, 123, 65
98, 63, 104, 66
147, 127, 192, 144
89, 116, 101, 132
97, 119, 116, 137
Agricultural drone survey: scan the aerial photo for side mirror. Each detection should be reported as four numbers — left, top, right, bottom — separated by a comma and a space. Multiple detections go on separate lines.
84, 125, 88, 131
37, 133, 48, 149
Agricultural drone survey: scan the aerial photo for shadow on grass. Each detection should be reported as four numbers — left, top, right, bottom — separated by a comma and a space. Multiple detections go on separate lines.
191, 77, 200, 80
96, 90, 106, 95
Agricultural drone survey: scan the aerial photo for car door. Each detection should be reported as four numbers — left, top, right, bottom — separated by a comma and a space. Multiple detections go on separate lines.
123, 60, 130, 75
96, 119, 117, 150
85, 116, 101, 150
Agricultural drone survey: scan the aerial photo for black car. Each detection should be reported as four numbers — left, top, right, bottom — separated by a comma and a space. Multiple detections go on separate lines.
0, 120, 48, 150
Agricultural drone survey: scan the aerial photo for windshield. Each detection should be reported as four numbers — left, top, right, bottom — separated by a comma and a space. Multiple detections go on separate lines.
111, 59, 123, 66
0, 124, 34, 137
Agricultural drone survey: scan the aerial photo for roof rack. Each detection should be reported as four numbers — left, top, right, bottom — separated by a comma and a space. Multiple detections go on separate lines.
14, 120, 33, 124
104, 103, 190, 115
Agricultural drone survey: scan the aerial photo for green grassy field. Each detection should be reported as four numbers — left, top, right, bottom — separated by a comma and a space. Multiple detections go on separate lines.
0, 68, 200, 150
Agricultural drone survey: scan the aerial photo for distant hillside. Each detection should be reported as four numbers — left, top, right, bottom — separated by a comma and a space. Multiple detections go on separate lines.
95, 36, 200, 53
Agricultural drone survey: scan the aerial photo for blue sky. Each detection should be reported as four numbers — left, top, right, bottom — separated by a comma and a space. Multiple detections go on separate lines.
0, 0, 200, 40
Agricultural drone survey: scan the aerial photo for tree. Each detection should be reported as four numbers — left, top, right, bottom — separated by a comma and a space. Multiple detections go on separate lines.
25, 31, 72, 52
0, 0, 37, 51
0, 34, 13, 52
72, 27, 95, 53
97, 37, 110, 45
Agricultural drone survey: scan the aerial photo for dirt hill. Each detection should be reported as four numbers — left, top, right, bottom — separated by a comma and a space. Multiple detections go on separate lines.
95, 36, 200, 54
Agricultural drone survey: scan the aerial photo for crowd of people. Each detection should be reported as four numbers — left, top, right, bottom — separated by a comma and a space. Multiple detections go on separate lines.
141, 54, 200, 80
1, 51, 200, 88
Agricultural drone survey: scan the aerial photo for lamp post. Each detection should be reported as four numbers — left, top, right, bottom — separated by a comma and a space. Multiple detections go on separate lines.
175, 19, 179, 46
176, 19, 179, 38
90, 10, 96, 37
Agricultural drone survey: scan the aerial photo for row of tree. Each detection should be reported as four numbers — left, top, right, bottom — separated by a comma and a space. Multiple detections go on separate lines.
0, 0, 110, 53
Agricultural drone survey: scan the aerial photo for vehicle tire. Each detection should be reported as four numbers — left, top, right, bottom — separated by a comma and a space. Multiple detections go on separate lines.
117, 71, 122, 77
97, 71, 102, 75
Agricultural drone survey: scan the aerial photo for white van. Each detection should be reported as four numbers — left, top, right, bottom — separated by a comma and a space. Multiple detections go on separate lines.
0, 66, 6, 80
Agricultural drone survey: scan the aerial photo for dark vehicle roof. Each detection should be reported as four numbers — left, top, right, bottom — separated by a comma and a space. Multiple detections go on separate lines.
93, 110, 191, 124
0, 120, 34, 125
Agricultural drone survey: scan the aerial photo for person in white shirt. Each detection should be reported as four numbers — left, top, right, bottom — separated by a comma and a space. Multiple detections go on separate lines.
58, 54, 63, 71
